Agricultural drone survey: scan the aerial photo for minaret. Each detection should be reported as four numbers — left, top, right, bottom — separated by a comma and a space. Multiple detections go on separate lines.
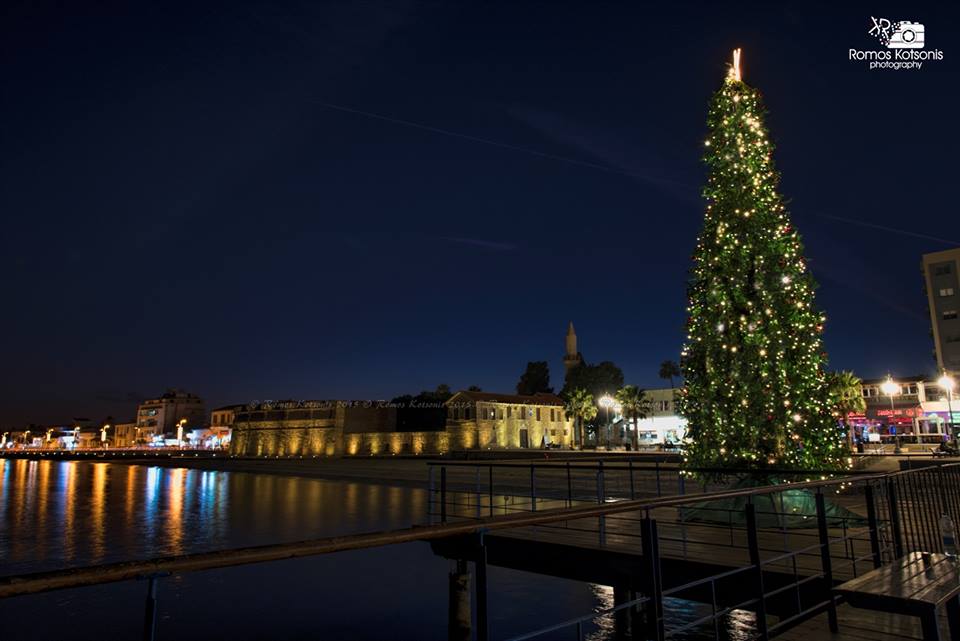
563, 322, 583, 374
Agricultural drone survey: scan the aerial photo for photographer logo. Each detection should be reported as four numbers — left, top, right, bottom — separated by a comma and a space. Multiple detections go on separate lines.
868, 17, 924, 48
850, 17, 943, 70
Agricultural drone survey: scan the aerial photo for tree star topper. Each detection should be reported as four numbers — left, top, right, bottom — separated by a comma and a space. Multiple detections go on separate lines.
727, 47, 742, 82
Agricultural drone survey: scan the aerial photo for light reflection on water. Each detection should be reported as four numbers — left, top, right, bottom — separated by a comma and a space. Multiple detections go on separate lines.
1, 459, 758, 641
0, 458, 427, 574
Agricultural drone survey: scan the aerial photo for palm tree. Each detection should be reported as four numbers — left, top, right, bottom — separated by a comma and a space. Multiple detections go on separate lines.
659, 360, 681, 389
564, 388, 597, 449
828, 370, 866, 451
616, 385, 652, 450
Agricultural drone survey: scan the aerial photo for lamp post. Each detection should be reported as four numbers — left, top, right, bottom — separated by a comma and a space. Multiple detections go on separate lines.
939, 372, 957, 447
177, 419, 187, 449
100, 424, 110, 448
881, 375, 901, 454
598, 395, 615, 449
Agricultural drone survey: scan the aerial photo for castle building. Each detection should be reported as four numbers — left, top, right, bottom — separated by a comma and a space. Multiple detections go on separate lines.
228, 390, 576, 457
563, 321, 583, 374
445, 391, 574, 449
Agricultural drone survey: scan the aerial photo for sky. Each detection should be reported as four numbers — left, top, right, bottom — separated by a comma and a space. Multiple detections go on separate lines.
2, 1, 959, 425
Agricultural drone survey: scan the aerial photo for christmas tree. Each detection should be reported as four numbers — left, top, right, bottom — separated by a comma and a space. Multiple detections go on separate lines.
678, 50, 847, 475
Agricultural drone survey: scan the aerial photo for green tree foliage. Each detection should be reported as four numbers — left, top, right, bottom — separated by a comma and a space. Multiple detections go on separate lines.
391, 384, 453, 407
678, 57, 847, 475
564, 388, 597, 448
827, 371, 866, 451
616, 385, 652, 450
659, 360, 681, 388
562, 361, 624, 401
516, 361, 553, 396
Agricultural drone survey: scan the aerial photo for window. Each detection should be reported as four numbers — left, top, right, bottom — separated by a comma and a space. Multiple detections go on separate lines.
944, 310, 959, 321
935, 264, 953, 276
497, 408, 503, 420
536, 408, 541, 421
507, 407, 512, 419
489, 407, 496, 420
940, 288, 955, 297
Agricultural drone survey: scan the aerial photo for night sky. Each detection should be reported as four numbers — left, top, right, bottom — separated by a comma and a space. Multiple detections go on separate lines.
3, 1, 959, 426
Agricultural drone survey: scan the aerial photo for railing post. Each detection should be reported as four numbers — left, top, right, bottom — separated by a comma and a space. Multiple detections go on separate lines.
440, 466, 447, 523
475, 533, 489, 641
428, 465, 435, 523
815, 492, 839, 633
142, 575, 160, 641
629, 460, 635, 500
530, 464, 537, 512
475, 467, 482, 520
865, 484, 882, 568
487, 466, 494, 517
886, 477, 904, 558
597, 462, 606, 545
640, 515, 665, 641
745, 502, 769, 640
678, 470, 686, 495
655, 460, 662, 497
566, 461, 573, 507
597, 461, 605, 503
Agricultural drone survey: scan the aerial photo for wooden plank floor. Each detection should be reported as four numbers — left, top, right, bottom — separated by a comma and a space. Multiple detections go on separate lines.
778, 603, 953, 641
492, 505, 882, 582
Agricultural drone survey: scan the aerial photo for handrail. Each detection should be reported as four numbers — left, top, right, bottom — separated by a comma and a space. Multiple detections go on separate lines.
0, 468, 899, 599
426, 459, 896, 476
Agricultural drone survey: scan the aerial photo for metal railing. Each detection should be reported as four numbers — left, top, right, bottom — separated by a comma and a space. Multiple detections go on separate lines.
470, 463, 960, 641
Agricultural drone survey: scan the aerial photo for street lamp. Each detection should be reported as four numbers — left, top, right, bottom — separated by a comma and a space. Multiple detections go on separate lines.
598, 395, 615, 449
939, 372, 957, 446
100, 424, 110, 448
177, 419, 187, 449
881, 375, 901, 454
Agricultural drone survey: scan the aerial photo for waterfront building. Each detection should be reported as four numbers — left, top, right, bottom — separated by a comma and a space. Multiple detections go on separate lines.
849, 375, 956, 445
135, 390, 206, 444
112, 421, 137, 447
444, 390, 574, 449
209, 404, 243, 448
632, 387, 687, 447
229, 390, 577, 457
230, 400, 447, 457
922, 248, 960, 375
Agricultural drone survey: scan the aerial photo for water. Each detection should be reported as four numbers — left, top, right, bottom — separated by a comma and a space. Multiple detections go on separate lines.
0, 459, 754, 640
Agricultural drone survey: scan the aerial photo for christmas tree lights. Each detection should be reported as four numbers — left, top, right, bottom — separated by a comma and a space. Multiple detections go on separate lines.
678, 50, 848, 476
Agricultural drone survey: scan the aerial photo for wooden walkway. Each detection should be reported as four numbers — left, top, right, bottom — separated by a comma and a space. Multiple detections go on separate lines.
779, 603, 952, 641
491, 500, 882, 582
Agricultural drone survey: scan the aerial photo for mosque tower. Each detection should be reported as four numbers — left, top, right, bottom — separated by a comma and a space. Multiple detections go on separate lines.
563, 321, 583, 374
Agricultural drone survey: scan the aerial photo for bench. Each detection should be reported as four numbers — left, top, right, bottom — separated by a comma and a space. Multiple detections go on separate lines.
834, 551, 960, 641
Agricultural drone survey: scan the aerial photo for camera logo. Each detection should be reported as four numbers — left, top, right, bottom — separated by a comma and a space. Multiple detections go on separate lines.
868, 17, 925, 49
